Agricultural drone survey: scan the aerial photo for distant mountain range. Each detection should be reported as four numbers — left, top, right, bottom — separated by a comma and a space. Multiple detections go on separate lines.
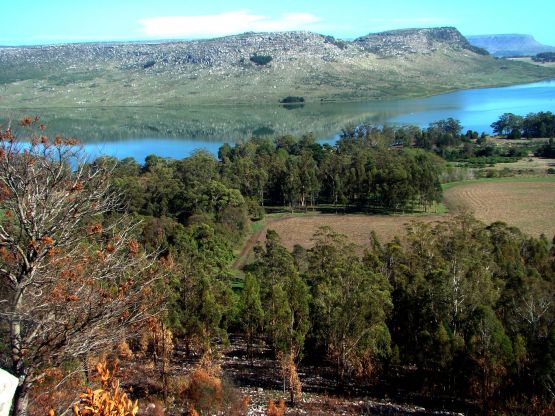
467, 34, 555, 57
1, 27, 554, 107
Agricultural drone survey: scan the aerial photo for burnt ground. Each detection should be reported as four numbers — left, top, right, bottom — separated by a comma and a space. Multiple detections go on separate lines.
218, 336, 474, 415
123, 336, 478, 415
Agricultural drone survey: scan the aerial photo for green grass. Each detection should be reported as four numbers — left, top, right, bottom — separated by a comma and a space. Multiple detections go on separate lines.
442, 175, 555, 191
250, 220, 265, 233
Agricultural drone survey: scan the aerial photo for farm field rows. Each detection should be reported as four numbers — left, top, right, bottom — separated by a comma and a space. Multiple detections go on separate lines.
240, 177, 555, 260
443, 177, 555, 237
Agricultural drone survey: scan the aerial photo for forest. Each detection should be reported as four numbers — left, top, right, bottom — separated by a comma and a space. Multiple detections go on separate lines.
0, 115, 554, 416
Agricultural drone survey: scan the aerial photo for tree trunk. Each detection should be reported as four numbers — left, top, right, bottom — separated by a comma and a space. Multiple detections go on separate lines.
10, 294, 29, 416
11, 384, 29, 416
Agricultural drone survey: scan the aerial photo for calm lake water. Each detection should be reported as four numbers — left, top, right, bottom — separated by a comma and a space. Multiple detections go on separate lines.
3, 80, 554, 161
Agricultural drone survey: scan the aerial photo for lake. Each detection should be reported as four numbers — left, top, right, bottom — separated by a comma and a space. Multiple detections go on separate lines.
2, 80, 554, 161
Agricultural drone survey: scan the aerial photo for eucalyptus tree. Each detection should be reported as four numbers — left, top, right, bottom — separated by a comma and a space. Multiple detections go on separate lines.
307, 227, 392, 378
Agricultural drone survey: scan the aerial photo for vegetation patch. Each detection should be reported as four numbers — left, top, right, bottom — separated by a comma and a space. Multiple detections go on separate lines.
279, 96, 305, 104
533, 52, 555, 63
249, 53, 273, 66
323, 35, 348, 50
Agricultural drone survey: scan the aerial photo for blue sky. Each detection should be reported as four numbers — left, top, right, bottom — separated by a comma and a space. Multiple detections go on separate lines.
1, 0, 554, 46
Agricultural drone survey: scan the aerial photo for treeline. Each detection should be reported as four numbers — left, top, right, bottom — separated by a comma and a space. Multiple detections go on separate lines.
533, 52, 555, 63
95, 129, 555, 412
105, 133, 445, 223
340, 118, 531, 167
491, 111, 555, 139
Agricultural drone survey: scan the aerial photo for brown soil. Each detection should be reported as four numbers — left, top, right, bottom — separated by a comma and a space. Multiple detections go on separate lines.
444, 180, 555, 237
234, 213, 446, 270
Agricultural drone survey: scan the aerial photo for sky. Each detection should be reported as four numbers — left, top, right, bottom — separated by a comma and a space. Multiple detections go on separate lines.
1, 0, 554, 46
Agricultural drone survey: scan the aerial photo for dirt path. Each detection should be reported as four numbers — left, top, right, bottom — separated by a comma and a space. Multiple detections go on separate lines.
233, 216, 292, 269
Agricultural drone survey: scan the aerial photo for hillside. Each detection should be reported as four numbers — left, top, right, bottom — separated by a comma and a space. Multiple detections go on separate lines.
467, 34, 555, 57
1, 27, 554, 107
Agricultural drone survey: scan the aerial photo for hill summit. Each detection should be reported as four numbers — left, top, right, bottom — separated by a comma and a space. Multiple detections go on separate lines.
355, 27, 488, 56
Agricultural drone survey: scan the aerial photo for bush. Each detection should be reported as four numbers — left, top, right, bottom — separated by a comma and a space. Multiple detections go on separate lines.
323, 35, 348, 50
246, 198, 265, 221
250, 54, 273, 66
280, 96, 305, 104
183, 368, 248, 415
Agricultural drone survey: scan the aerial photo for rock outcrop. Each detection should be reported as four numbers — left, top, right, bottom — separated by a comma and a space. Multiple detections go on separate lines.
354, 27, 488, 57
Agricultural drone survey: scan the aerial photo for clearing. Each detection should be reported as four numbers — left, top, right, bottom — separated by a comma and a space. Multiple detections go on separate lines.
487, 156, 555, 174
234, 213, 446, 269
443, 177, 555, 237
236, 177, 555, 267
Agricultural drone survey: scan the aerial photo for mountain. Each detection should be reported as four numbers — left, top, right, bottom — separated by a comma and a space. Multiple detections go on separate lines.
354, 27, 488, 56
467, 34, 555, 57
1, 27, 554, 108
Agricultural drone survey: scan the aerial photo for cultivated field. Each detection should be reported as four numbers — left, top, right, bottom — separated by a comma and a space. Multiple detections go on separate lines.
251, 213, 446, 251
443, 178, 555, 237
236, 177, 555, 267
488, 156, 555, 174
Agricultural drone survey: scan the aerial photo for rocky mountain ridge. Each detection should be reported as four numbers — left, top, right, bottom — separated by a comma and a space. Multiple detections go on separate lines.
354, 27, 488, 57
0, 31, 360, 87
1, 28, 477, 74
1, 27, 554, 107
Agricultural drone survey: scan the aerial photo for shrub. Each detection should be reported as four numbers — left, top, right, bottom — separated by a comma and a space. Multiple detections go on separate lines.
65, 362, 138, 416
250, 54, 273, 66
246, 198, 265, 221
323, 35, 348, 50
266, 399, 286, 416
280, 96, 305, 104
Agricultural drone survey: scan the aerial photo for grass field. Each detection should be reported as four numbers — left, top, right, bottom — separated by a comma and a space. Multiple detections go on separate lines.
443, 177, 555, 237
487, 156, 555, 174
507, 57, 555, 68
249, 213, 447, 252
235, 177, 555, 267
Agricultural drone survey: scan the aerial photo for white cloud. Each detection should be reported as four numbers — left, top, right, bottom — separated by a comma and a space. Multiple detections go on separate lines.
139, 10, 321, 39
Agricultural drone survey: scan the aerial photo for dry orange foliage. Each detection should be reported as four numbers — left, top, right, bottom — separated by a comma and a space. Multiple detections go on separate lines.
69, 362, 138, 416
266, 399, 286, 416
187, 368, 223, 411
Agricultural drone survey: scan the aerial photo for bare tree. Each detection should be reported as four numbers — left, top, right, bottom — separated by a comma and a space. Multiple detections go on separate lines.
0, 119, 161, 416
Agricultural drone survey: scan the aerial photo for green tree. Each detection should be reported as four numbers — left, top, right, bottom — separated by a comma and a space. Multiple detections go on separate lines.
467, 306, 513, 408
240, 274, 264, 363
308, 227, 392, 378
491, 113, 523, 137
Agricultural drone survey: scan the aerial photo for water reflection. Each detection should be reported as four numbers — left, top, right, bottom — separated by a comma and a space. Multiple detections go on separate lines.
1, 80, 553, 161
